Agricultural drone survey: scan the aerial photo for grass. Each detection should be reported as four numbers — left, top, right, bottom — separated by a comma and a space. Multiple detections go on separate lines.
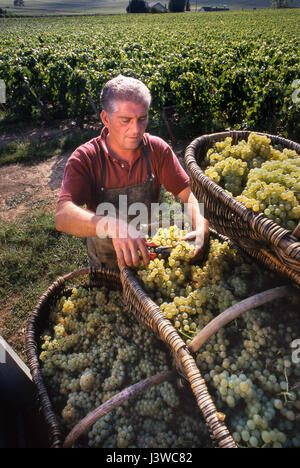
0, 113, 177, 167
0, 128, 100, 166
0, 140, 61, 166
0, 210, 87, 360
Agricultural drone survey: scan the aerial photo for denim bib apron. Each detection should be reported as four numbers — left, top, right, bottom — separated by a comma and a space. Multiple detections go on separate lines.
87, 145, 157, 269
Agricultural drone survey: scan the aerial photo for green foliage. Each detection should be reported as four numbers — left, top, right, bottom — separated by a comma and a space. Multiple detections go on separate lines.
168, 0, 185, 11
270, 0, 291, 7
126, 0, 149, 13
0, 11, 299, 139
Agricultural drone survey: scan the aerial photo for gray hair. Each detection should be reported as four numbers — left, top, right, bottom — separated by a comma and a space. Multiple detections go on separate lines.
100, 75, 151, 115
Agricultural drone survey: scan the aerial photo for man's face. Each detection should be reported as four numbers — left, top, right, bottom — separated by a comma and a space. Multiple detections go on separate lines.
101, 100, 149, 153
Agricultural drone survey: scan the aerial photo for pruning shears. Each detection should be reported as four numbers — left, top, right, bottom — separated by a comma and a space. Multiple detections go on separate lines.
145, 242, 172, 260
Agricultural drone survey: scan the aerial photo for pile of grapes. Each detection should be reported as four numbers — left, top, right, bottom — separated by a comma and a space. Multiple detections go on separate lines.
203, 133, 300, 231
39, 227, 300, 448
135, 226, 300, 448
39, 285, 211, 448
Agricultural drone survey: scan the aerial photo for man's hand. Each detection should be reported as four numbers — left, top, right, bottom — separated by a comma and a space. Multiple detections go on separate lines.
176, 186, 210, 264
180, 228, 210, 264
55, 201, 150, 268
111, 219, 150, 268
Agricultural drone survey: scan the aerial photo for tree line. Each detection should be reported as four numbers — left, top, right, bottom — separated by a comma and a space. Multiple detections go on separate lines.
126, 0, 293, 13
126, 0, 190, 13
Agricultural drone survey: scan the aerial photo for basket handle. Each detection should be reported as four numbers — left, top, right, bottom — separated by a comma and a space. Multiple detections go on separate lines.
188, 285, 297, 354
58, 267, 91, 283
293, 223, 300, 240
119, 265, 237, 448
63, 370, 174, 448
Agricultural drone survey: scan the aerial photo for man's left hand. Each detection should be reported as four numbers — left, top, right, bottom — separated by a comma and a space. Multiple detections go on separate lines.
180, 228, 209, 264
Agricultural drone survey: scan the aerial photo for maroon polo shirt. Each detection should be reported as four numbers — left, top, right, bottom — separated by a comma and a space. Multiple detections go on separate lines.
58, 127, 190, 212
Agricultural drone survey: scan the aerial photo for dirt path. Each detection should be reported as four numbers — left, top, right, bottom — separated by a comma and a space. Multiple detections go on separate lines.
0, 118, 85, 150
0, 119, 97, 221
0, 151, 71, 222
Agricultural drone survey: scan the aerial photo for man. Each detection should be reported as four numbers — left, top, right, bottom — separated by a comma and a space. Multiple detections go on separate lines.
55, 75, 209, 269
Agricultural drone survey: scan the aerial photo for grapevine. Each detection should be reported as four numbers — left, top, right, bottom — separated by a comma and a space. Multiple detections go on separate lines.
0, 10, 299, 139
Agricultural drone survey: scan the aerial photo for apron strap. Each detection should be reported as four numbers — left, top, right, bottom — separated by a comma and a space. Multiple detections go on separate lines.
143, 145, 154, 181
99, 146, 106, 191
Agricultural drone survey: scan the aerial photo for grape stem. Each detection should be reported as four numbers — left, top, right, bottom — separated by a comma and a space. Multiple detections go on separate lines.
178, 328, 196, 340
63, 369, 174, 448
279, 366, 293, 405
187, 286, 298, 354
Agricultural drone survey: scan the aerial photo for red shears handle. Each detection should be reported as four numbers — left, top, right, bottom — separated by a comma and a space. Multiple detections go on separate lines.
145, 242, 172, 260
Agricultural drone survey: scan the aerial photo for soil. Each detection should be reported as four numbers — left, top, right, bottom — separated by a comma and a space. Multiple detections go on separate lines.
0, 119, 77, 150
0, 151, 70, 221
0, 120, 95, 220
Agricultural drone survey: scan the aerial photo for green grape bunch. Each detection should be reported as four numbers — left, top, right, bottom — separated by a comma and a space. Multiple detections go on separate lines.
39, 284, 211, 448
135, 227, 300, 448
203, 133, 300, 231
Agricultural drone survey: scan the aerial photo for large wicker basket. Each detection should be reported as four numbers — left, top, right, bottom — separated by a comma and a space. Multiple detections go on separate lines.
26, 267, 120, 448
25, 267, 236, 449
184, 131, 300, 286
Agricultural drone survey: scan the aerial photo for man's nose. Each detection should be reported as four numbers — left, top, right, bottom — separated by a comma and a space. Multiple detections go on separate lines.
130, 119, 140, 134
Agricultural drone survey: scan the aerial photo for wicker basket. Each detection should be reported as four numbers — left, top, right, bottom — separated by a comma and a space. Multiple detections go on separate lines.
26, 266, 236, 449
184, 131, 300, 286
25, 267, 120, 448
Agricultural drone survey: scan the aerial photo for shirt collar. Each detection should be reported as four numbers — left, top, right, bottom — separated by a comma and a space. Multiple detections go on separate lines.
99, 126, 148, 168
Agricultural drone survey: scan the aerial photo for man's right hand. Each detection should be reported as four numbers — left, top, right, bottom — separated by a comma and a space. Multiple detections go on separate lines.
111, 219, 150, 268
55, 202, 150, 268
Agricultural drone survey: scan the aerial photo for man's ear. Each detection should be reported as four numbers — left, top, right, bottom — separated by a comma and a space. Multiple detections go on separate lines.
101, 110, 109, 127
